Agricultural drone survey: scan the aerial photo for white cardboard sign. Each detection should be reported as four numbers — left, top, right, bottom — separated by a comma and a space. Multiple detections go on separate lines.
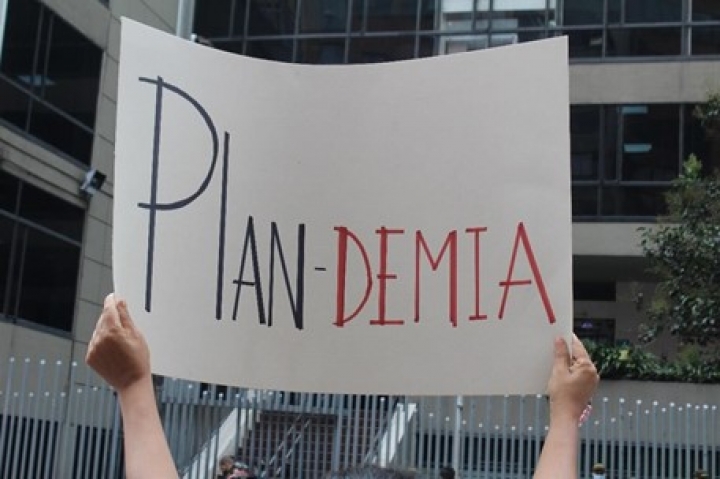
114, 19, 572, 395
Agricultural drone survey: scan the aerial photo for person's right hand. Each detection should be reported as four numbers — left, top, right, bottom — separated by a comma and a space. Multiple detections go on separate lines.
86, 293, 151, 393
546, 334, 599, 423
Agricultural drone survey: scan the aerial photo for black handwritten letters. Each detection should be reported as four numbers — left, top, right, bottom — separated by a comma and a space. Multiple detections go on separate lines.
137, 77, 556, 331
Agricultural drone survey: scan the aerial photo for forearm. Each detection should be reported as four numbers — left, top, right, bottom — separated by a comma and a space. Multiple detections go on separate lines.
117, 376, 178, 479
533, 415, 579, 479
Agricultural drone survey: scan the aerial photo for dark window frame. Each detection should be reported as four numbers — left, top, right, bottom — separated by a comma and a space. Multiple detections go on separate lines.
0, 171, 84, 335
0, 0, 102, 165
193, 0, 720, 61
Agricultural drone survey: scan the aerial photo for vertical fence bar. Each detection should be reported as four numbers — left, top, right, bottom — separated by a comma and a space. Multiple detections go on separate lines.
0, 357, 16, 478
685, 404, 692, 478
19, 388, 35, 479
618, 397, 625, 478
634, 400, 641, 478
695, 404, 701, 472
38, 387, 51, 479
490, 396, 496, 478
107, 398, 121, 479
650, 401, 657, 479
418, 396, 426, 473
10, 358, 30, 479
26, 359, 45, 479
660, 404, 667, 479
468, 397, 477, 476
57, 361, 77, 477
711, 405, 717, 478
4, 390, 19, 479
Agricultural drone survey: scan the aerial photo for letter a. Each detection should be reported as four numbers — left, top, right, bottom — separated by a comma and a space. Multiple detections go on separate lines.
497, 222, 556, 323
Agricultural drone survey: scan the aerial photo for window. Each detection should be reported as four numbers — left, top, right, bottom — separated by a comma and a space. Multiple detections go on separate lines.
573, 281, 616, 301
193, 0, 720, 62
570, 104, 708, 219
0, 171, 83, 333
0, 0, 102, 164
574, 318, 615, 345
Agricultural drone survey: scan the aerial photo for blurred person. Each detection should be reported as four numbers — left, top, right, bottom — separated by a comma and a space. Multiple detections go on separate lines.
217, 455, 234, 478
439, 466, 455, 479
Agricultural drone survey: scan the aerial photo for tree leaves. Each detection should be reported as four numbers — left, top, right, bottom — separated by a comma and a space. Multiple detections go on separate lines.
640, 155, 720, 355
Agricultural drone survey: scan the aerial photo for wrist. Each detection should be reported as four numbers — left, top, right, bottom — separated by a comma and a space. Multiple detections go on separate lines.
116, 374, 154, 401
549, 405, 584, 427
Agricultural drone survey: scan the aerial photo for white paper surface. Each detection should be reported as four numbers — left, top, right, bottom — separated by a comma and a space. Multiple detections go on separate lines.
114, 18, 572, 395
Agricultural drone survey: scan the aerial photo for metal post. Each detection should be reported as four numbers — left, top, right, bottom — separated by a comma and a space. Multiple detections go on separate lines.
452, 395, 463, 473
175, 0, 196, 39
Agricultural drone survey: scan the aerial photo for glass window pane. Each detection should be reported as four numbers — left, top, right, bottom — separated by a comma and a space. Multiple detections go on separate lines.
691, 26, 720, 55
621, 105, 680, 181
418, 35, 438, 57
0, 0, 41, 83
245, 39, 293, 61
365, 0, 419, 32
625, 0, 682, 23
561, 0, 603, 25
43, 16, 102, 128
248, 0, 297, 36
213, 40, 244, 56
0, 216, 14, 315
502, 30, 545, 44
27, 101, 94, 164
19, 181, 85, 242
601, 186, 669, 217
571, 106, 600, 180
607, 0, 621, 23
573, 282, 616, 301
603, 106, 619, 180
231, 0, 249, 35
193, 0, 233, 37
439, 32, 521, 55
297, 39, 345, 64
0, 171, 19, 213
693, 0, 720, 21
607, 27, 681, 56
300, 0, 348, 33
419, 0, 436, 30
491, 7, 546, 29
572, 186, 598, 217
0, 75, 31, 131
348, 36, 416, 63
562, 29, 603, 58
16, 228, 80, 332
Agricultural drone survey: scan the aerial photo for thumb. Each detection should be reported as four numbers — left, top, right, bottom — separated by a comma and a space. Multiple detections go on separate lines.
553, 336, 571, 370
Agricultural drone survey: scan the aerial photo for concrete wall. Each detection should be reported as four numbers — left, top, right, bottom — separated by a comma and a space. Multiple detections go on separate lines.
571, 61, 720, 104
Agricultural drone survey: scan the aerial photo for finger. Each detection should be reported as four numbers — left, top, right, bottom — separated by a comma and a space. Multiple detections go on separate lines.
553, 336, 571, 369
571, 334, 591, 361
116, 299, 135, 330
97, 293, 121, 331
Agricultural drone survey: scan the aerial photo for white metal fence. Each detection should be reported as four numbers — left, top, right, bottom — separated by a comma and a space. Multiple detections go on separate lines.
1, 357, 718, 478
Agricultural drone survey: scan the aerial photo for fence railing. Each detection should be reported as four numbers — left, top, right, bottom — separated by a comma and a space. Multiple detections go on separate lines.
1, 357, 719, 478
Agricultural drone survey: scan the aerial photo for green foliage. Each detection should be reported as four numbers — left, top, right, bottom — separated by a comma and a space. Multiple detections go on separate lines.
639, 155, 720, 351
583, 340, 720, 383
694, 91, 720, 136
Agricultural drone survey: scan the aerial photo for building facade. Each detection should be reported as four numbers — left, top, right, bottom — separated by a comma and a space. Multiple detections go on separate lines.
190, 0, 720, 356
0, 0, 719, 393
0, 0, 178, 392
